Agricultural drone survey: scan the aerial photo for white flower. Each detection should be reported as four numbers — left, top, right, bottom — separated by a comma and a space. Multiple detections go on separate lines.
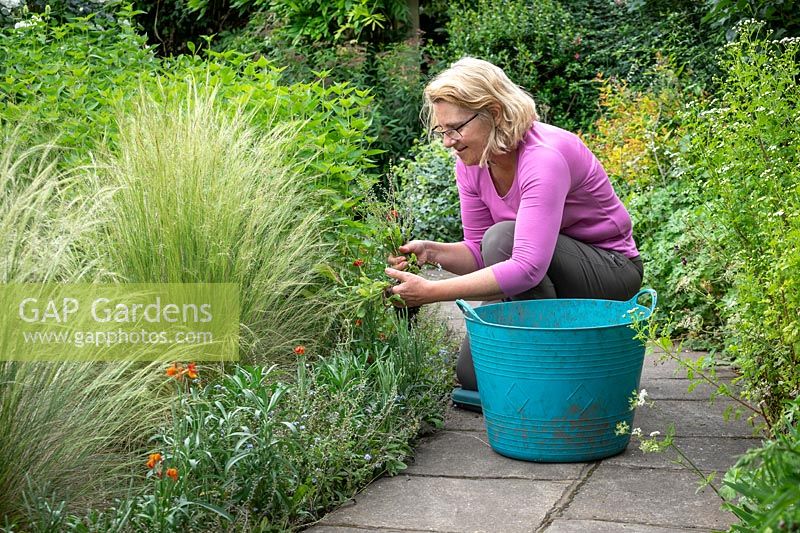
631, 427, 643, 438
0, 0, 23, 9
15, 20, 35, 28
636, 389, 649, 406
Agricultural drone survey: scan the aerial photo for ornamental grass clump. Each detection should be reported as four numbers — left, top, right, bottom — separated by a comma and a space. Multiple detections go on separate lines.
99, 83, 340, 363
0, 127, 106, 283
0, 361, 167, 524
0, 134, 168, 524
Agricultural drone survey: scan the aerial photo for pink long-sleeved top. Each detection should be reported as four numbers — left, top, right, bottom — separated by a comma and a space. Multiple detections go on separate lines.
457, 122, 639, 297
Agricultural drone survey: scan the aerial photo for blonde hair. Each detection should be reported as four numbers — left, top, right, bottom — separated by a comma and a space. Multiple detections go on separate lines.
422, 57, 539, 167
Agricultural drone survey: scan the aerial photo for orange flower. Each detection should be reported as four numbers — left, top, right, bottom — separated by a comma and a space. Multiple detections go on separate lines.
355, 319, 362, 327
388, 209, 399, 219
353, 259, 364, 267
293, 345, 306, 355
146, 453, 162, 469
185, 362, 198, 380
165, 363, 182, 378
166, 467, 178, 481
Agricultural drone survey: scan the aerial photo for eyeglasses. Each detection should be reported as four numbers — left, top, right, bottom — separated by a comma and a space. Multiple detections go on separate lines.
431, 113, 479, 141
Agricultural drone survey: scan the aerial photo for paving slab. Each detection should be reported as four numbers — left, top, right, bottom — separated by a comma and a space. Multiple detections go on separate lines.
633, 399, 759, 437
639, 378, 724, 401
564, 465, 735, 530
309, 527, 415, 532
443, 405, 486, 431
544, 518, 699, 532
314, 475, 570, 533
642, 350, 738, 380
603, 435, 761, 472
406, 430, 586, 480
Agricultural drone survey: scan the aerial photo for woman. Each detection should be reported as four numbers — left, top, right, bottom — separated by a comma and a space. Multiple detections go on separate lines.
386, 57, 643, 392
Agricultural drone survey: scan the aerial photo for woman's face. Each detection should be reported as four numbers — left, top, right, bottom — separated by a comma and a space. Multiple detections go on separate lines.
432, 101, 491, 166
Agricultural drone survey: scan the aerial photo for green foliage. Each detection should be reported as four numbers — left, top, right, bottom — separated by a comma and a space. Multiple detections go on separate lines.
159, 52, 380, 221
0, 11, 381, 234
267, 0, 409, 45
26, 314, 455, 531
317, 174, 422, 321
433, 0, 722, 132
223, 29, 425, 173
686, 21, 800, 427
439, 0, 590, 131
723, 399, 800, 531
565, 0, 724, 92
370, 38, 425, 166
583, 65, 726, 345
133, 0, 247, 56
704, 0, 800, 39
627, 186, 726, 346
0, 6, 157, 167
394, 140, 461, 244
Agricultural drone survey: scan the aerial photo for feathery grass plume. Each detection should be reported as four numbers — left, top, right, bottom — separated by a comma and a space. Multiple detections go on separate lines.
0, 125, 108, 283
99, 81, 341, 363
0, 360, 167, 525
0, 131, 167, 523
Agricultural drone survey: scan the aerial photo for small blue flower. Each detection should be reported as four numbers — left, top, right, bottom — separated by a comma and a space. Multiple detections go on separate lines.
364, 453, 372, 461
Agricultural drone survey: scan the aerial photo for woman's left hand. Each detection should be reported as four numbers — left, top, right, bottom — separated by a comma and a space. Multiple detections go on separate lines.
384, 268, 434, 307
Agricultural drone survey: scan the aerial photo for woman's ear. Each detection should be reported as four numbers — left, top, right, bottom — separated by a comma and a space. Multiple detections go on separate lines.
488, 103, 502, 123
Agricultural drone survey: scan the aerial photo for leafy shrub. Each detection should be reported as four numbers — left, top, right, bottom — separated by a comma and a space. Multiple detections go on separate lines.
583, 65, 726, 345
131, 0, 234, 56
586, 64, 685, 189
0, 6, 157, 167
439, 0, 590, 131
704, 0, 800, 40
394, 140, 461, 243
267, 0, 410, 45
686, 21, 800, 426
565, 0, 723, 93
221, 25, 425, 173
370, 37, 425, 167
1, 11, 382, 258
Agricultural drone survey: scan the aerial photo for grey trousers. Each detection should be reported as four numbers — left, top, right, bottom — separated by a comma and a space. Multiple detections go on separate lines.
457, 221, 644, 391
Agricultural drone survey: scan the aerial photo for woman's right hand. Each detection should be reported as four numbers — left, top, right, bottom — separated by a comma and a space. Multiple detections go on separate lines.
388, 240, 432, 271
